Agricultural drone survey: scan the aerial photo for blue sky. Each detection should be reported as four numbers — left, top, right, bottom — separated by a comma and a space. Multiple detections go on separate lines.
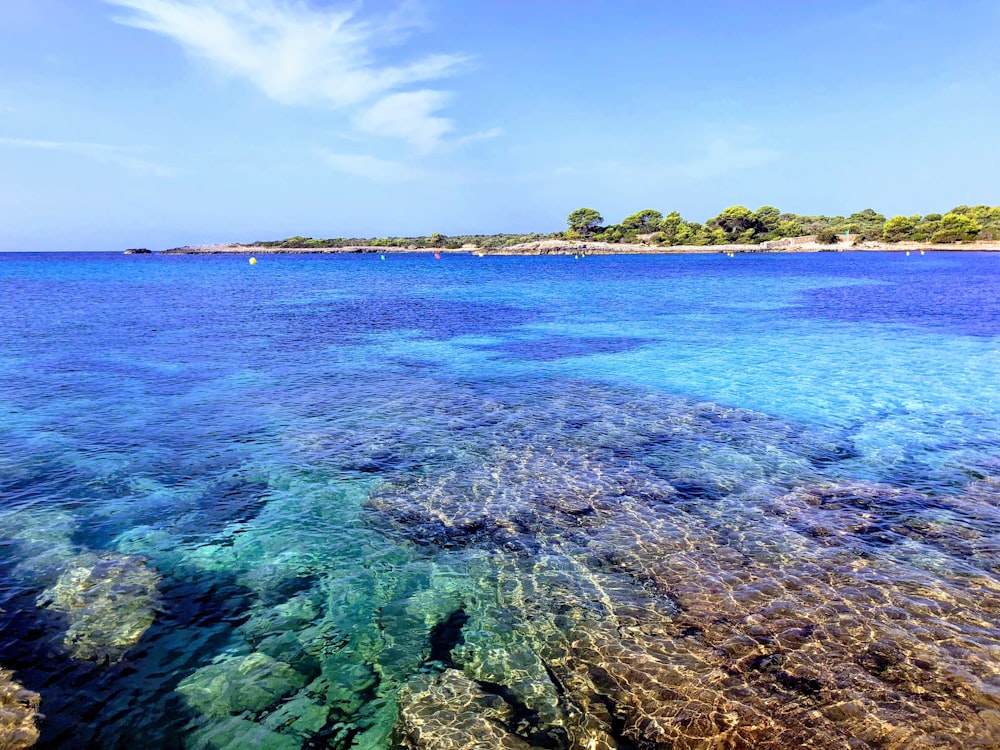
1, 0, 999, 250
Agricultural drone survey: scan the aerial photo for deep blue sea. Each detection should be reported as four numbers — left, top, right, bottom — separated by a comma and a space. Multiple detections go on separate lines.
1, 251, 999, 749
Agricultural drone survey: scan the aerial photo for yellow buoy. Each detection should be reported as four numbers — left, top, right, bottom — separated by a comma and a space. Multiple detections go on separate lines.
249, 257, 257, 265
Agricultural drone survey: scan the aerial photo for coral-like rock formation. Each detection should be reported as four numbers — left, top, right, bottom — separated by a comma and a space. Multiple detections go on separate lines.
0, 667, 41, 750
35, 552, 161, 663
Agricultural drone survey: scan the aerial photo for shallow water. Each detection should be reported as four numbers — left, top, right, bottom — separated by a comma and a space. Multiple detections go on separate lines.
1, 251, 999, 749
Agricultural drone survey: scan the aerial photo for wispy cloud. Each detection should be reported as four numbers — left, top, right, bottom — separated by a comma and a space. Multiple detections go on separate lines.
352, 90, 453, 154
318, 149, 427, 182
454, 127, 504, 147
0, 137, 175, 176
105, 0, 475, 151
666, 137, 779, 181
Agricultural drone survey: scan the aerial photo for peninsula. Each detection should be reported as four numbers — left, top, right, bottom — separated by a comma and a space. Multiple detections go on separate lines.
159, 203, 1000, 255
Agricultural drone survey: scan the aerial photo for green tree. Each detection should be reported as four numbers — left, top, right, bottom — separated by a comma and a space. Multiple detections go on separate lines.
913, 215, 940, 241
970, 206, 1000, 240
658, 211, 684, 244
931, 213, 981, 243
776, 219, 803, 238
851, 208, 885, 221
567, 208, 604, 237
753, 206, 781, 232
815, 229, 839, 244
882, 215, 915, 242
709, 228, 729, 245
598, 225, 625, 242
621, 209, 664, 233
846, 209, 887, 240
676, 221, 710, 245
715, 206, 757, 237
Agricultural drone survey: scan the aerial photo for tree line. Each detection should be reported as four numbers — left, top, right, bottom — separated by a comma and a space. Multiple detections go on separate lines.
567, 205, 1000, 245
256, 204, 999, 250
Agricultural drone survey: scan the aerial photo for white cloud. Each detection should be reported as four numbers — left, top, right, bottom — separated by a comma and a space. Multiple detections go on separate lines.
318, 150, 426, 182
353, 90, 454, 153
454, 127, 504, 147
105, 0, 473, 151
0, 137, 175, 176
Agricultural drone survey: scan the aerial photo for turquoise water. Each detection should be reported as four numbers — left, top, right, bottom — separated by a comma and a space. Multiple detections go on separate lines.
1, 251, 999, 748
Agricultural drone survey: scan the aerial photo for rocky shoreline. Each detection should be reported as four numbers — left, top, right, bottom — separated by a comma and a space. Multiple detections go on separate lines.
159, 239, 1000, 256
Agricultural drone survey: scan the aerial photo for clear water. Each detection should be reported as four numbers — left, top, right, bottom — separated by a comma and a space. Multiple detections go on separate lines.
1, 252, 998, 749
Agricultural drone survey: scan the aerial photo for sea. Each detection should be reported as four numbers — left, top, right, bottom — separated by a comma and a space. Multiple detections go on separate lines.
1, 250, 998, 749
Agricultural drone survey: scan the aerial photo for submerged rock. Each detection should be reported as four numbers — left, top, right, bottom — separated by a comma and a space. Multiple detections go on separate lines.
774, 480, 1000, 575
0, 667, 41, 749
366, 444, 677, 550
396, 669, 534, 749
183, 716, 301, 750
177, 652, 308, 717
372, 436, 1000, 748
35, 552, 161, 663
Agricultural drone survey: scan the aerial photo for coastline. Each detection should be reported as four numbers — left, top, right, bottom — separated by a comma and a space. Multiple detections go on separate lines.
159, 239, 1000, 256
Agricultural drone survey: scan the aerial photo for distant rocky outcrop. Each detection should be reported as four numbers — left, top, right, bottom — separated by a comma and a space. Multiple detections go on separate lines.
123, 248, 152, 254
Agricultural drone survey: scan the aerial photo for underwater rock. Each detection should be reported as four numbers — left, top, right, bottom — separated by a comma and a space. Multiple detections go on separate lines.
183, 716, 302, 750
238, 592, 328, 676
464, 535, 1000, 748
177, 652, 308, 717
366, 444, 677, 550
455, 618, 567, 741
261, 693, 330, 736
0, 667, 41, 750
35, 552, 161, 663
590, 528, 1000, 747
307, 655, 378, 722
360, 385, 1000, 748
774, 480, 1000, 575
379, 455, 1000, 748
396, 669, 535, 750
